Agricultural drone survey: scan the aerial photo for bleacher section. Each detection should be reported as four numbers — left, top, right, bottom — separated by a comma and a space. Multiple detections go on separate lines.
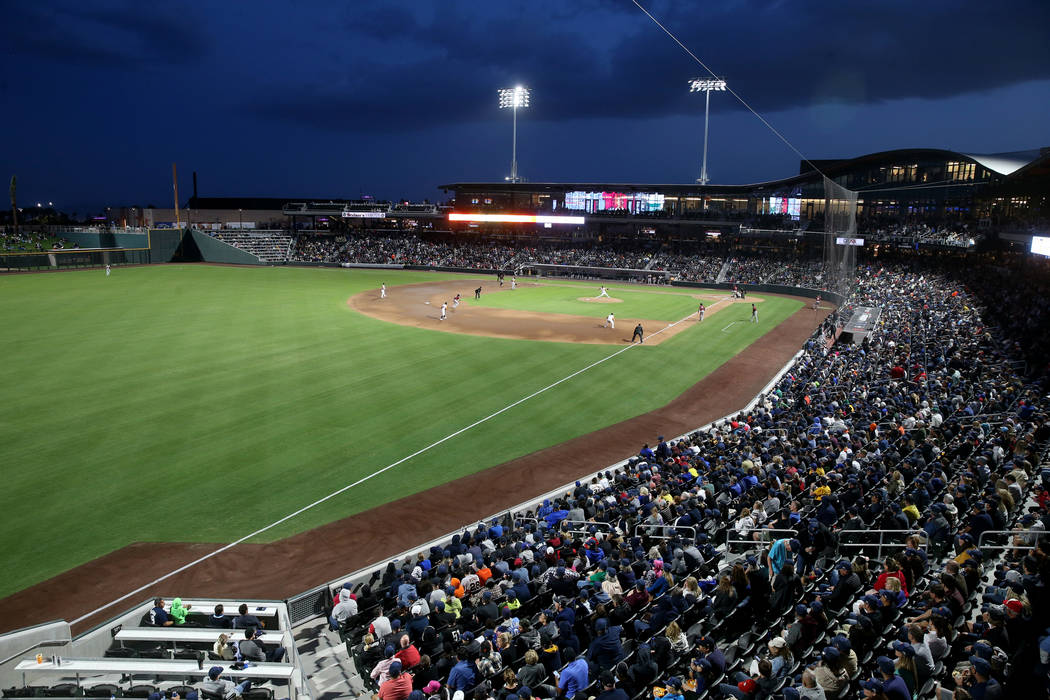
213, 232, 294, 263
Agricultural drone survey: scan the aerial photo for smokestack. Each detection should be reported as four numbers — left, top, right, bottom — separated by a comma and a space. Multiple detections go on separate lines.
192, 171, 198, 200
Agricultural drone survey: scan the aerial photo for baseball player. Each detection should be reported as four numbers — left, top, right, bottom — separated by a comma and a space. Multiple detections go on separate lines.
475, 286, 482, 299
598, 286, 610, 298
814, 295, 821, 311
452, 293, 461, 309
440, 302, 448, 321
750, 303, 758, 323
511, 276, 517, 290
380, 283, 386, 299
632, 323, 644, 344
105, 264, 111, 277
697, 303, 705, 321
603, 312, 615, 329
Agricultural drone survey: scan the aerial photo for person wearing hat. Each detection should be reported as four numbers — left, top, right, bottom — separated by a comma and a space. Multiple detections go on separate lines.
825, 560, 861, 611
890, 642, 918, 696
812, 646, 848, 695
377, 659, 413, 700
371, 644, 400, 687
859, 678, 886, 700
829, 635, 857, 677
594, 670, 628, 700
200, 666, 251, 699
763, 637, 793, 678
961, 656, 1000, 700
696, 637, 725, 675
874, 656, 909, 700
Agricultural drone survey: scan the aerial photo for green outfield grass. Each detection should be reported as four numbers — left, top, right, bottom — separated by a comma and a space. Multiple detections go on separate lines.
472, 281, 715, 321
0, 266, 801, 598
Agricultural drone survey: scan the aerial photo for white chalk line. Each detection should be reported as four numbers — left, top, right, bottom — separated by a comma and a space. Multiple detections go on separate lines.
71, 295, 729, 625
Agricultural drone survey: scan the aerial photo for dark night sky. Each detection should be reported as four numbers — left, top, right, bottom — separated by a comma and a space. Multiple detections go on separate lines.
3, 0, 1049, 214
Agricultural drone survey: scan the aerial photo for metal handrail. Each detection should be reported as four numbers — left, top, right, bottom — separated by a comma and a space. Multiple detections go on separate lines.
977, 528, 1042, 551
837, 529, 927, 562
633, 523, 697, 541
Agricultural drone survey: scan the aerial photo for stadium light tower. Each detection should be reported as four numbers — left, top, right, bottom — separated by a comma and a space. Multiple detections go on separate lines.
689, 78, 726, 185
498, 86, 530, 183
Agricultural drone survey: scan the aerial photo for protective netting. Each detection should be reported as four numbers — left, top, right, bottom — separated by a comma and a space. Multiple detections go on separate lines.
822, 176, 859, 298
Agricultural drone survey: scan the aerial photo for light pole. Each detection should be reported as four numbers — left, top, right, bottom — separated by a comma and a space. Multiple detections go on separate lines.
689, 78, 726, 185
498, 86, 530, 183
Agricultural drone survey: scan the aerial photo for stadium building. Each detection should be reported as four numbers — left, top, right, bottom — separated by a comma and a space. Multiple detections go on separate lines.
439, 147, 1050, 238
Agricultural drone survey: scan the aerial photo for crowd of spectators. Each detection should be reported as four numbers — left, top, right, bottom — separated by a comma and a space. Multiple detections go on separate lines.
1, 230, 74, 252
328, 262, 1050, 700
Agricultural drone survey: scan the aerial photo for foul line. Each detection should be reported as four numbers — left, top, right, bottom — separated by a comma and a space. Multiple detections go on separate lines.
71, 295, 733, 626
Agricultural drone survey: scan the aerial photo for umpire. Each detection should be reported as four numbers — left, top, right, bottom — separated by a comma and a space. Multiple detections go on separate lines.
632, 324, 644, 344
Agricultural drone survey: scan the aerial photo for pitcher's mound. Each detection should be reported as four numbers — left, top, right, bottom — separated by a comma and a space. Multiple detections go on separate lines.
579, 296, 622, 303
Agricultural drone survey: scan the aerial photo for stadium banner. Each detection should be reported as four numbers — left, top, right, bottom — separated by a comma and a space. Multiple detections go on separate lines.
341, 211, 386, 219
835, 237, 864, 246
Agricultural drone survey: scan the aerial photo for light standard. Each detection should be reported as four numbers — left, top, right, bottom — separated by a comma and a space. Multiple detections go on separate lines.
498, 86, 530, 183
238, 208, 243, 230
689, 78, 726, 185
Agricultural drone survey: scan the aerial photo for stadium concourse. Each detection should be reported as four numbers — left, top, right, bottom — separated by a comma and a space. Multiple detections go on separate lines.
2, 237, 1050, 699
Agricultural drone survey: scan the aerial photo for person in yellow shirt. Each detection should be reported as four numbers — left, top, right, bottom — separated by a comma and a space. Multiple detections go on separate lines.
813, 478, 831, 502
902, 495, 920, 525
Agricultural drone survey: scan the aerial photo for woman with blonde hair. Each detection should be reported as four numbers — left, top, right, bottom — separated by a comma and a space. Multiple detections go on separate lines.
665, 620, 688, 653
681, 576, 701, 603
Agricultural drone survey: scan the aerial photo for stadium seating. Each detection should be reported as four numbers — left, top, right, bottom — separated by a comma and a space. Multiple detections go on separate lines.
313, 263, 1048, 700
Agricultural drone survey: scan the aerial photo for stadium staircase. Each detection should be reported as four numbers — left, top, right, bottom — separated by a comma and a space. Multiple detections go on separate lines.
218, 231, 295, 263
715, 258, 732, 282
294, 617, 362, 700
643, 253, 659, 270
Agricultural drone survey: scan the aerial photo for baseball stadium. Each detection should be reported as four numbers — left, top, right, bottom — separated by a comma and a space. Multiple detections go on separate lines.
3, 5, 1050, 700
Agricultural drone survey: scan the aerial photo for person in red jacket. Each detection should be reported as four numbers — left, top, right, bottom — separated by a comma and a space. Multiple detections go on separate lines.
874, 557, 909, 597
394, 634, 420, 669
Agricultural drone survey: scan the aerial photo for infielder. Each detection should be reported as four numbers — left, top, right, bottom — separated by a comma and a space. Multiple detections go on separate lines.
814, 295, 821, 311
598, 286, 610, 298
603, 312, 615, 329
380, 283, 386, 299
632, 323, 644, 344
511, 277, 517, 290
475, 286, 482, 299
697, 303, 705, 321
452, 293, 461, 309
440, 302, 448, 321
105, 264, 111, 277
750, 303, 758, 323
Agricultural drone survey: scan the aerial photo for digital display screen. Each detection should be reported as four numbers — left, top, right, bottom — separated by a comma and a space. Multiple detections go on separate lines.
563, 191, 665, 213
341, 211, 386, 218
835, 237, 865, 246
768, 196, 801, 220
1031, 236, 1050, 256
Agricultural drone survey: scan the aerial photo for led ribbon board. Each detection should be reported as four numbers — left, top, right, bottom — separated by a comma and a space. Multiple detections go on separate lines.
449, 213, 585, 225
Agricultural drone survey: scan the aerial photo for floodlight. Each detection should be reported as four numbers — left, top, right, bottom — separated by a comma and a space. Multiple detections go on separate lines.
689, 77, 726, 185
498, 86, 531, 182
689, 78, 727, 93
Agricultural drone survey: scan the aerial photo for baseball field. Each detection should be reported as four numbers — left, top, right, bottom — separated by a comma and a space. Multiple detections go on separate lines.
0, 265, 804, 604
